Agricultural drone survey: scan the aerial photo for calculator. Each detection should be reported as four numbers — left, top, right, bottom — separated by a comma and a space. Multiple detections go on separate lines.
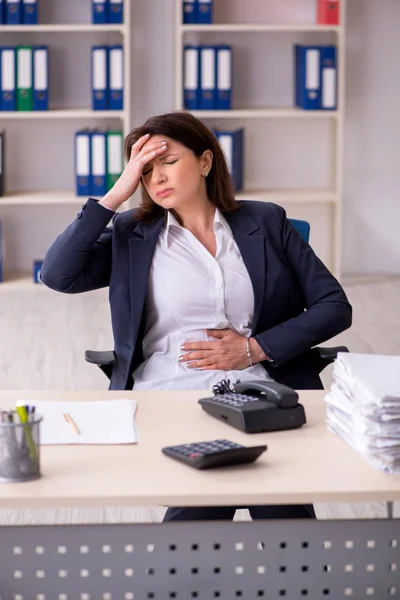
162, 439, 267, 470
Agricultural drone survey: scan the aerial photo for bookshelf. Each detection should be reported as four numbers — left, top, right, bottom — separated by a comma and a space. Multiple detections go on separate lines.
0, 2, 132, 288
174, 0, 346, 277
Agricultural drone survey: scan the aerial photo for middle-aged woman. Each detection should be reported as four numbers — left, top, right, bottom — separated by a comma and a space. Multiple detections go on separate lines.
41, 111, 352, 522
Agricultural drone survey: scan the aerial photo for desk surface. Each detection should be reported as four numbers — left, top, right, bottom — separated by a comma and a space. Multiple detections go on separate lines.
0, 390, 399, 508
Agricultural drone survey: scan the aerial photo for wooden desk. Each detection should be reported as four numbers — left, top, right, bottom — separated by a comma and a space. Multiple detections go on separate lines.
1, 390, 400, 600
0, 390, 399, 508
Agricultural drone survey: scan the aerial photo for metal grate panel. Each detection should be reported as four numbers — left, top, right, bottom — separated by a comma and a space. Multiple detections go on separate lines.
0, 519, 399, 599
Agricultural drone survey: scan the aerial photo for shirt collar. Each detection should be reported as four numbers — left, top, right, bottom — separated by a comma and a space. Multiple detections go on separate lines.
164, 208, 233, 246
213, 208, 233, 237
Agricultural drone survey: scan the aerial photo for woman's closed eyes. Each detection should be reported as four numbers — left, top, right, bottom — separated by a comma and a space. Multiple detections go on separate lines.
142, 159, 178, 177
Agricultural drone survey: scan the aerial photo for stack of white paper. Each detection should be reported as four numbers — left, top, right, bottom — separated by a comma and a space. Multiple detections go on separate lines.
325, 353, 400, 473
20, 399, 138, 445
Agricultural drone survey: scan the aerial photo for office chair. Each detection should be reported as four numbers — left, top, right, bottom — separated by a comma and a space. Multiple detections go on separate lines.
85, 218, 349, 381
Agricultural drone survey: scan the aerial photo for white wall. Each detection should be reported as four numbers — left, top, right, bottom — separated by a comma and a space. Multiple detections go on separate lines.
0, 0, 398, 274
343, 0, 400, 274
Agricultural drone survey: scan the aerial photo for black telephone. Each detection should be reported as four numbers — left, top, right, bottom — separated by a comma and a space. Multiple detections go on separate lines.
198, 380, 306, 434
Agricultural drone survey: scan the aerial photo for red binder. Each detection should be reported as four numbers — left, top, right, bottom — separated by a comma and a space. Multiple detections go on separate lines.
317, 0, 340, 25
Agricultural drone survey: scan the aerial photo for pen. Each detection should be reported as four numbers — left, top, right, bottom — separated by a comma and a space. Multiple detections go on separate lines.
63, 413, 80, 435
15, 402, 37, 460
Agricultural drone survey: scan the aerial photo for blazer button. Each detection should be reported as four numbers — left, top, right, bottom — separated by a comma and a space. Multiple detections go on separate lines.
77, 212, 83, 219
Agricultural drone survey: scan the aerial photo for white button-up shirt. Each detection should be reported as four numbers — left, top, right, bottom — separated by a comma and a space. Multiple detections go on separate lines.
132, 208, 270, 390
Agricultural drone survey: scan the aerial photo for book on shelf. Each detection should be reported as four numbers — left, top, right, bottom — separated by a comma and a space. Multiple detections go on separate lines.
92, 0, 108, 24
320, 46, 337, 110
33, 259, 43, 283
317, 0, 340, 25
108, 45, 123, 110
108, 0, 123, 24
0, 47, 17, 111
0, 44, 48, 111
17, 45, 33, 111
197, 0, 212, 24
75, 128, 123, 197
4, 0, 38, 25
22, 0, 38, 25
92, 0, 123, 24
182, 0, 196, 24
33, 45, 48, 110
106, 131, 123, 191
200, 45, 217, 110
91, 130, 107, 197
294, 44, 337, 111
75, 130, 91, 197
216, 44, 232, 110
0, 130, 4, 197
182, 0, 213, 25
92, 44, 124, 111
183, 45, 200, 110
92, 45, 108, 110
183, 44, 232, 110
5, 0, 22, 25
0, 217, 3, 282
214, 128, 244, 192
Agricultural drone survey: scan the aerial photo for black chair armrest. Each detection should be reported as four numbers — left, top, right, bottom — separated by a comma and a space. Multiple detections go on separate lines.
313, 345, 349, 373
85, 350, 116, 381
85, 350, 116, 366
315, 345, 349, 362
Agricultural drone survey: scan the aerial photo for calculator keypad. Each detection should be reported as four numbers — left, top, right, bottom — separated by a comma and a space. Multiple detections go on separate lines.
171, 439, 243, 456
162, 439, 267, 469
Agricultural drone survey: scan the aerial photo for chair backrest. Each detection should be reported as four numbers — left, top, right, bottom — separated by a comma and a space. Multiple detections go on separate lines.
289, 218, 310, 243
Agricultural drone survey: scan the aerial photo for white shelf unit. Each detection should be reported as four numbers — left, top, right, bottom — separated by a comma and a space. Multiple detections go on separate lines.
235, 189, 336, 204
0, 6, 132, 288
188, 108, 339, 119
0, 271, 49, 289
180, 23, 341, 33
0, 24, 126, 33
0, 108, 126, 120
174, 0, 346, 276
0, 191, 97, 206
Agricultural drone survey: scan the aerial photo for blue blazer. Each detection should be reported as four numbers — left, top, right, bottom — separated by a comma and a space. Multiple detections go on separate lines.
41, 198, 352, 391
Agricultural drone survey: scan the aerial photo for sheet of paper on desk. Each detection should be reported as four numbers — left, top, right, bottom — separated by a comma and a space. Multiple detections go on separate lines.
19, 399, 138, 444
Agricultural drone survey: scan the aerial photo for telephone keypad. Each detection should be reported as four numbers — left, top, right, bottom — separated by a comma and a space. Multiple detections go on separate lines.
211, 393, 262, 408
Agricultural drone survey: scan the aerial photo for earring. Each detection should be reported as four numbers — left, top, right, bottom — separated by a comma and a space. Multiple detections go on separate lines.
205, 170, 209, 178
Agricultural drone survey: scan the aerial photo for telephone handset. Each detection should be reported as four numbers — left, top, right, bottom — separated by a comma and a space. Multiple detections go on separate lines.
232, 380, 300, 409
198, 379, 306, 434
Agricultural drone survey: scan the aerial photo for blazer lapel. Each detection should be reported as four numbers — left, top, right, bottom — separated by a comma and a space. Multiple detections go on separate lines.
128, 217, 164, 342
225, 207, 266, 332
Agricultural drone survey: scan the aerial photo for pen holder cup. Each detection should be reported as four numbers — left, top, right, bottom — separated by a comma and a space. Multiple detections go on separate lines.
0, 415, 43, 482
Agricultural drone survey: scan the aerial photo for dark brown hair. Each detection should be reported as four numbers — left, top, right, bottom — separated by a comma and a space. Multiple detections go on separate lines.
124, 111, 240, 221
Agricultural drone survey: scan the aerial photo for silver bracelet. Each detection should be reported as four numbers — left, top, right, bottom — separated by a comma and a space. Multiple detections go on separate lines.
246, 338, 253, 367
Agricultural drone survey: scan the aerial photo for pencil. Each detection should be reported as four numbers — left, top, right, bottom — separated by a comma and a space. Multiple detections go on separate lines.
63, 413, 80, 435
15, 402, 38, 460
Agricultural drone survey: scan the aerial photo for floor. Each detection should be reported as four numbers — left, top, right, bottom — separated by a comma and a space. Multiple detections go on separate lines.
0, 276, 399, 524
